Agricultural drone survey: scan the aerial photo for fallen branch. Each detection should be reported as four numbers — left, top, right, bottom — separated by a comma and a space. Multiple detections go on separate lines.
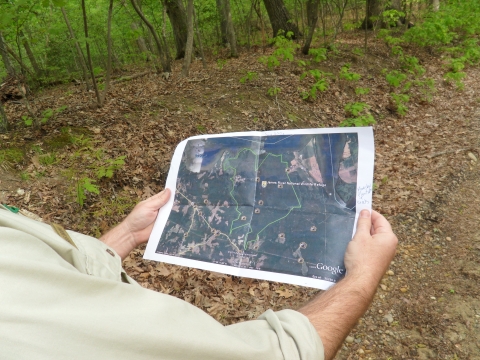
187, 77, 210, 83
425, 148, 473, 159
112, 71, 151, 84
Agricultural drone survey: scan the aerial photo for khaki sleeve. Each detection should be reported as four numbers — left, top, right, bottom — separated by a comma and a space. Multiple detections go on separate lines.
0, 210, 324, 360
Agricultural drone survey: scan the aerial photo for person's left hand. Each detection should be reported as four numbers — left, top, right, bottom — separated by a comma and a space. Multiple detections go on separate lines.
100, 189, 171, 260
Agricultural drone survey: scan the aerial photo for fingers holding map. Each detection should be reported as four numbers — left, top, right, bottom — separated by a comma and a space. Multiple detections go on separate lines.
145, 128, 374, 289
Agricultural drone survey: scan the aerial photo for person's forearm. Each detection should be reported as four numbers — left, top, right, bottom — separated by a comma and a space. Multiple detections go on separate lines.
100, 222, 135, 260
298, 274, 379, 360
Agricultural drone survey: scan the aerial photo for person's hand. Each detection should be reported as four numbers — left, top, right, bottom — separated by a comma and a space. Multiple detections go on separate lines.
344, 209, 398, 286
100, 189, 171, 260
299, 210, 397, 360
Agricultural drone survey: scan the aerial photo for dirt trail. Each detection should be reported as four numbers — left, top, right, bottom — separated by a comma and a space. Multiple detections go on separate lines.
337, 113, 480, 359
338, 171, 480, 359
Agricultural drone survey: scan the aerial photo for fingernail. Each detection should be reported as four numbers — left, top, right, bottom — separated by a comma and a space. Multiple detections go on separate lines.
360, 209, 370, 218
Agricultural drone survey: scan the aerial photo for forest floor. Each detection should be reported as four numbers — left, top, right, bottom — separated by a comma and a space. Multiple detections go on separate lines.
1, 31, 480, 359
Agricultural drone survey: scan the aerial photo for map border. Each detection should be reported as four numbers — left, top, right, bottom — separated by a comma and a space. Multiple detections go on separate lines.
145, 127, 375, 289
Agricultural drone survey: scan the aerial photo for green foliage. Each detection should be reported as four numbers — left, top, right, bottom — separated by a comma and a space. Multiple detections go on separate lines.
345, 102, 369, 117
196, 124, 207, 133
76, 177, 100, 207
385, 70, 407, 88
390, 93, 410, 116
402, 56, 425, 77
20, 172, 30, 181
41, 108, 54, 124
414, 78, 436, 102
382, 9, 405, 28
39, 153, 57, 166
259, 33, 299, 70
217, 59, 227, 70
240, 71, 258, 83
308, 47, 327, 62
352, 47, 364, 57
0, 148, 24, 164
22, 115, 34, 127
71, 134, 94, 148
267, 86, 281, 97
300, 69, 332, 100
378, 29, 404, 47
445, 71, 466, 90
339, 63, 361, 81
355, 87, 370, 96
340, 114, 376, 127
341, 102, 375, 127
96, 156, 126, 179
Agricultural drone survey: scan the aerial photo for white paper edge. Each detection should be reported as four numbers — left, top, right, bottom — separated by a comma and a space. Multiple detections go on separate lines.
145, 127, 374, 290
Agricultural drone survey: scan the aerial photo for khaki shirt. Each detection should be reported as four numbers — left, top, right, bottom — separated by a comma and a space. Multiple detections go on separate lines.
0, 208, 324, 359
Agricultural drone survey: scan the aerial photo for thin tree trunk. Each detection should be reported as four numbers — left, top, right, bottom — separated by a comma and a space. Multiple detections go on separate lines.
100, 0, 114, 106
262, 0, 301, 38
302, 0, 319, 54
5, 43, 33, 76
217, 0, 238, 57
130, 0, 171, 72
182, 0, 194, 77
253, 0, 267, 50
20, 31, 41, 77
246, 0, 255, 49
81, 0, 102, 106
431, 0, 439, 12
130, 22, 151, 61
0, 32, 15, 76
193, 7, 207, 68
61, 7, 90, 90
0, 101, 8, 133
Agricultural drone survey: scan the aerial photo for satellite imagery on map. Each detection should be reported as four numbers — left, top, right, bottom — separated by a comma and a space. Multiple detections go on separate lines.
155, 133, 359, 284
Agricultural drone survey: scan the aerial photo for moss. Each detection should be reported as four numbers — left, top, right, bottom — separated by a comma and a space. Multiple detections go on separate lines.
43, 127, 91, 151
0, 148, 25, 164
44, 133, 74, 150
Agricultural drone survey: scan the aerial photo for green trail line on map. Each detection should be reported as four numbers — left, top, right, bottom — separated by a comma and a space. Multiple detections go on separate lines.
223, 148, 302, 250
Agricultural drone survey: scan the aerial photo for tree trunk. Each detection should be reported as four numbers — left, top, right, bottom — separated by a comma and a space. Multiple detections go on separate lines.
130, 0, 171, 72
216, 0, 228, 45
0, 101, 8, 133
100, 0, 114, 106
164, 0, 189, 59
5, 43, 34, 76
0, 32, 15, 76
193, 7, 207, 68
20, 31, 42, 77
61, 7, 90, 90
81, 0, 102, 106
131, 22, 152, 61
217, 0, 238, 57
262, 0, 301, 39
361, 0, 382, 30
182, 0, 194, 77
301, 0, 319, 54
431, 0, 439, 12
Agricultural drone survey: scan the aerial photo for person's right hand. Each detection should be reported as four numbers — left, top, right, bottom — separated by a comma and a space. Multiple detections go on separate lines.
343, 210, 398, 286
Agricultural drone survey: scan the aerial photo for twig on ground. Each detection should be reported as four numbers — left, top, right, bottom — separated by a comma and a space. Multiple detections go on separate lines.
111, 71, 151, 84
425, 148, 473, 159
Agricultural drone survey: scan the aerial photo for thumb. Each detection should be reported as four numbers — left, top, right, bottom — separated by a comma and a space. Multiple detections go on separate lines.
145, 188, 171, 208
353, 209, 372, 240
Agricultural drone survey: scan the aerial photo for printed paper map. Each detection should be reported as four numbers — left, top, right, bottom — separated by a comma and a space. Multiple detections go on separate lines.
145, 128, 374, 289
